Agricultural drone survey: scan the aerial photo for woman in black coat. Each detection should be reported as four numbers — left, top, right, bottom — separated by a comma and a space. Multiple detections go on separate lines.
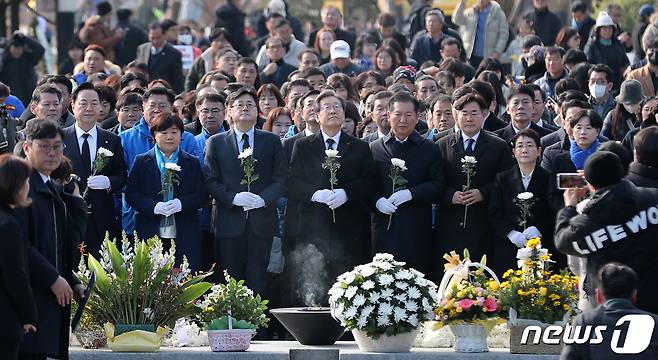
489, 129, 563, 276
584, 17, 629, 88
0, 155, 37, 359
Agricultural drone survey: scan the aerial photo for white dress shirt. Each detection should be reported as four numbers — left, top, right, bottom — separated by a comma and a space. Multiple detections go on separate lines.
520, 169, 534, 190
461, 130, 481, 151
38, 172, 50, 184
304, 128, 315, 137
75, 124, 98, 168
322, 131, 341, 150
234, 127, 255, 151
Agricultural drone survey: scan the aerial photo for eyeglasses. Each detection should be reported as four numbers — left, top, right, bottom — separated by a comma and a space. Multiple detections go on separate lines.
321, 103, 343, 111
32, 142, 66, 152
120, 106, 143, 113
199, 108, 223, 115
147, 102, 170, 110
231, 102, 256, 109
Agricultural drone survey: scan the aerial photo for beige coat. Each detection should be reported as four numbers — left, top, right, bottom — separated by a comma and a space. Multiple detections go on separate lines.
452, 0, 509, 59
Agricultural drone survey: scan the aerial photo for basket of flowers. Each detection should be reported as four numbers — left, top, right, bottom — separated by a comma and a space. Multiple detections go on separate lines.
434, 249, 502, 353
497, 238, 579, 354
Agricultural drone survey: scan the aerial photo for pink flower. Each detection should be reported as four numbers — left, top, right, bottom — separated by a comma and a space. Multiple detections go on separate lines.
476, 297, 485, 306
483, 297, 497, 312
456, 299, 474, 311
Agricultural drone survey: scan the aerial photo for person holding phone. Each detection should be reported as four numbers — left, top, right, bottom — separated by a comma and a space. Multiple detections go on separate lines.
0, 155, 37, 359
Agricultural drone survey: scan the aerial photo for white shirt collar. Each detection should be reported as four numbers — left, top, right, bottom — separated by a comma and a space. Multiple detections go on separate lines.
38, 172, 50, 183
377, 130, 388, 139
461, 130, 481, 143
75, 123, 97, 140
304, 128, 315, 137
321, 131, 341, 149
535, 119, 544, 128
512, 122, 531, 134
234, 126, 255, 140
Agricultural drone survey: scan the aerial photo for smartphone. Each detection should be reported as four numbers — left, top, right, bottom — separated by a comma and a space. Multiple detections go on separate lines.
557, 173, 587, 190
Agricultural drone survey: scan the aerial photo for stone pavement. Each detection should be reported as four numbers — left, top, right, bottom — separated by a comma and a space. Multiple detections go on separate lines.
70, 341, 560, 359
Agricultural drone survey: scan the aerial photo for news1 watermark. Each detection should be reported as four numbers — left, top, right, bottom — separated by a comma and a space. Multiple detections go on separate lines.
519, 314, 655, 354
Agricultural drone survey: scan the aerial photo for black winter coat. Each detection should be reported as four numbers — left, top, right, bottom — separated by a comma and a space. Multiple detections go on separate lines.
0, 36, 45, 106
584, 37, 629, 88
214, 2, 252, 57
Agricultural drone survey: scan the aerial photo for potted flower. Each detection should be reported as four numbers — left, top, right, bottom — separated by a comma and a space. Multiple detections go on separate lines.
498, 238, 578, 354
196, 271, 269, 352
76, 235, 213, 352
434, 249, 501, 353
328, 253, 438, 353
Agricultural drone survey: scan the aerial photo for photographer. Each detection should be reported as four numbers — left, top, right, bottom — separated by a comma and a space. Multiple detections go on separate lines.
555, 151, 658, 313
0, 31, 44, 108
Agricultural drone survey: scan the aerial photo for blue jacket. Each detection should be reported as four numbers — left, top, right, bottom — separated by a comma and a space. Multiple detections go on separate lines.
125, 148, 207, 271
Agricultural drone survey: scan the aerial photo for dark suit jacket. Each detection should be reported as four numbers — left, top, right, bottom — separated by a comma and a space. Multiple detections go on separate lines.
627, 161, 658, 189
495, 122, 553, 146
483, 112, 508, 132
205, 129, 288, 239
370, 132, 445, 278
125, 149, 207, 270
542, 151, 578, 212
364, 131, 382, 144
287, 131, 375, 273
435, 130, 515, 269
0, 204, 37, 341
63, 125, 126, 241
136, 42, 184, 93
487, 165, 561, 276
562, 299, 658, 359
282, 131, 305, 251
540, 127, 566, 149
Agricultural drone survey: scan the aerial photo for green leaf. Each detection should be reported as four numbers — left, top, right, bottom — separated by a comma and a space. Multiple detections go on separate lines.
87, 254, 111, 291
240, 179, 247, 185
463, 248, 471, 260
205, 316, 257, 330
106, 239, 127, 281
177, 282, 212, 304
131, 240, 150, 290
251, 174, 260, 182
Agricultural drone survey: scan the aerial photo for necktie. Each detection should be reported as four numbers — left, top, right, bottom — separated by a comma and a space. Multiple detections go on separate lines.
465, 138, 475, 155
241, 133, 250, 151
326, 138, 335, 150
81, 133, 91, 179
45, 179, 56, 196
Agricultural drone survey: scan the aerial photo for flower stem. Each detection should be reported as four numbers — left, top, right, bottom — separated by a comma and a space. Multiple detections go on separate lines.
463, 205, 468, 229
330, 183, 335, 223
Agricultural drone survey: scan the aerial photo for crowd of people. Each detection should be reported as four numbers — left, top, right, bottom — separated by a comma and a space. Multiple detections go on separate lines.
2, 0, 658, 358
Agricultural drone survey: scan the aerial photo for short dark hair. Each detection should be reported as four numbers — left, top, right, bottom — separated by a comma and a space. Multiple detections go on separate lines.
453, 93, 487, 111
415, 75, 438, 86
71, 82, 100, 103
84, 44, 105, 58
598, 141, 632, 174
588, 64, 614, 84
571, 0, 587, 13
526, 83, 546, 102
377, 12, 396, 27
344, 101, 362, 125
599, 263, 638, 300
313, 89, 346, 113
555, 78, 580, 97
440, 37, 461, 51
300, 89, 321, 107
143, 87, 175, 104
563, 48, 588, 66
43, 75, 73, 96
32, 84, 63, 104
439, 58, 465, 78
95, 84, 117, 112
561, 98, 592, 119
237, 57, 258, 70
467, 80, 495, 108
0, 154, 32, 206
474, 57, 504, 79
195, 92, 226, 108
149, 21, 164, 32
227, 86, 258, 107
288, 79, 311, 91
120, 72, 148, 89
522, 35, 543, 50
298, 48, 320, 61
27, 119, 64, 141
209, 27, 229, 43
117, 92, 144, 110
149, 113, 184, 138
634, 127, 658, 167
570, 109, 603, 129
388, 91, 420, 113
0, 82, 10, 98
273, 18, 291, 30
511, 128, 541, 148
116, 8, 132, 22
300, 67, 326, 80
429, 93, 453, 112
127, 61, 149, 74
506, 84, 535, 102
544, 46, 566, 58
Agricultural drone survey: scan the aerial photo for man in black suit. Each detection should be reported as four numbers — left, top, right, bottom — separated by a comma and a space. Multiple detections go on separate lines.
562, 263, 658, 360
363, 91, 393, 143
136, 22, 184, 93
468, 80, 508, 132
63, 82, 127, 257
436, 92, 515, 275
288, 90, 375, 299
205, 86, 287, 297
528, 84, 559, 131
370, 92, 444, 279
283, 90, 320, 162
495, 85, 553, 145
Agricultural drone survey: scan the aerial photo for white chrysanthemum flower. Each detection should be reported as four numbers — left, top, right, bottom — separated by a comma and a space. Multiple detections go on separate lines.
405, 300, 419, 312
328, 284, 345, 299
390, 158, 407, 170
395, 281, 409, 290
395, 269, 413, 280
164, 162, 182, 171
359, 265, 376, 278
517, 192, 534, 200
378, 274, 394, 286
345, 305, 358, 320
461, 156, 477, 164
369, 292, 380, 303
422, 298, 432, 312
344, 286, 358, 299
341, 271, 356, 285
408, 287, 421, 299
357, 315, 368, 328
395, 293, 407, 303
373, 253, 394, 262
353, 294, 366, 307
361, 305, 375, 317
377, 314, 391, 327
238, 148, 254, 159
374, 261, 393, 271
325, 149, 339, 158
393, 307, 407, 322
407, 314, 419, 327
415, 277, 429, 287
361, 280, 375, 290
97, 147, 114, 157
380, 288, 394, 299
378, 302, 393, 316
143, 307, 154, 320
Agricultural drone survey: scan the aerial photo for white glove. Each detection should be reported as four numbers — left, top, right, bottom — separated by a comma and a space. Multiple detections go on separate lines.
87, 175, 111, 190
523, 226, 542, 239
327, 189, 348, 210
388, 189, 412, 206
163, 198, 182, 216
233, 192, 259, 207
311, 189, 334, 204
243, 195, 266, 211
376, 197, 397, 215
507, 230, 527, 248
154, 202, 168, 216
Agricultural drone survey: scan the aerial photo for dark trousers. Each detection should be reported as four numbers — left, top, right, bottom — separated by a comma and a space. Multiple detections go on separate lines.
17, 352, 45, 360
216, 225, 272, 299
0, 340, 19, 360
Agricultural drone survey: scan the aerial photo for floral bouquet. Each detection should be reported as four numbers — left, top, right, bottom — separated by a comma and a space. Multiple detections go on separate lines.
460, 156, 477, 228
238, 148, 259, 219
76, 234, 213, 352
159, 162, 181, 236
321, 149, 341, 223
497, 238, 578, 325
328, 253, 438, 342
82, 147, 114, 205
387, 158, 408, 230
514, 192, 535, 231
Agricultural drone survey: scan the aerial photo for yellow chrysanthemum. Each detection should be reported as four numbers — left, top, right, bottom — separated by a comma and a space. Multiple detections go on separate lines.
526, 238, 541, 248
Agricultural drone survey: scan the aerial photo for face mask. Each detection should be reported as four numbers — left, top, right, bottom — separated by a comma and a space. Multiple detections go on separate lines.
178, 34, 193, 45
624, 103, 640, 114
649, 52, 658, 65
588, 84, 607, 99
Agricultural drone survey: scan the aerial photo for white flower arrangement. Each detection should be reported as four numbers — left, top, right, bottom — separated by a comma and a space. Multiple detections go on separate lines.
390, 158, 407, 171
516, 192, 534, 201
164, 162, 182, 172
329, 253, 438, 339
238, 148, 254, 159
325, 149, 340, 158
97, 147, 114, 157
461, 156, 477, 164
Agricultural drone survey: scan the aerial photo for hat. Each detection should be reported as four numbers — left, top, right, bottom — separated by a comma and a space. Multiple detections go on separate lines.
393, 66, 416, 83
267, 0, 287, 16
615, 79, 645, 105
584, 151, 624, 188
96, 1, 112, 17
330, 40, 350, 60
595, 12, 616, 30
639, 4, 655, 18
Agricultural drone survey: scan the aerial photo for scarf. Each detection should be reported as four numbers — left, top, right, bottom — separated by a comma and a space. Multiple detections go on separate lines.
570, 139, 599, 170
599, 38, 612, 46
154, 145, 180, 201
